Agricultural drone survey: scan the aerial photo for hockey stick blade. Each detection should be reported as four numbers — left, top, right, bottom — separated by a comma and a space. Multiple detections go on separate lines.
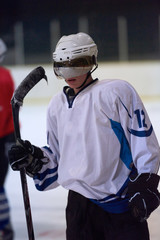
11, 66, 47, 106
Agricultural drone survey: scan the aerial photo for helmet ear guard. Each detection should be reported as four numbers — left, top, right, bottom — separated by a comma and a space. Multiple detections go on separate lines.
53, 32, 98, 79
92, 55, 97, 65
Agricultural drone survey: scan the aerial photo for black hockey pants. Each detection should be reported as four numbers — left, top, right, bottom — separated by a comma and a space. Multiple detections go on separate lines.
0, 133, 15, 186
0, 138, 9, 186
66, 190, 150, 240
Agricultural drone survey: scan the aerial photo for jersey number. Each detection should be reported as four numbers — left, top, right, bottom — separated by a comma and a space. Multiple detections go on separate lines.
134, 109, 147, 128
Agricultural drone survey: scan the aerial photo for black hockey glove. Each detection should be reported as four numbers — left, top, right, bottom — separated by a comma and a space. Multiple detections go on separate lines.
8, 138, 45, 177
127, 173, 160, 222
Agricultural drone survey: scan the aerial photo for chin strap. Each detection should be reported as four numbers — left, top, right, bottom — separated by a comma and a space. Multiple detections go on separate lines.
76, 64, 98, 89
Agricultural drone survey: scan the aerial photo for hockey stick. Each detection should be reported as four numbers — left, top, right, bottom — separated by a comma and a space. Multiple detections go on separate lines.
11, 66, 47, 240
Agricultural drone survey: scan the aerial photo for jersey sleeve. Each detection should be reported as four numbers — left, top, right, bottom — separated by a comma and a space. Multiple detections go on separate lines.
116, 81, 160, 174
33, 101, 60, 191
0, 68, 15, 137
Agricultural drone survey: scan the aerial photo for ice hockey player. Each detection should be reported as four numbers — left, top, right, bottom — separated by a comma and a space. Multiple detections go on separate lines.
0, 38, 15, 239
9, 32, 160, 240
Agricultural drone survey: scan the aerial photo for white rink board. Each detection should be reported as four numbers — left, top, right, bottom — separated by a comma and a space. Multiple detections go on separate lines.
8, 61, 160, 101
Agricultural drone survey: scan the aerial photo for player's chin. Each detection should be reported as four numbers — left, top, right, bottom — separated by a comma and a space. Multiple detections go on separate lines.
66, 78, 76, 82
65, 79, 77, 86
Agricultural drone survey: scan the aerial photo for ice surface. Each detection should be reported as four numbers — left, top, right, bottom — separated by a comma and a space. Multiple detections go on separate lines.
5, 101, 160, 240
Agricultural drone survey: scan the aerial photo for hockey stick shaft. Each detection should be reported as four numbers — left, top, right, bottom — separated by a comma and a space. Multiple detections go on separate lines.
11, 66, 47, 240
12, 102, 35, 240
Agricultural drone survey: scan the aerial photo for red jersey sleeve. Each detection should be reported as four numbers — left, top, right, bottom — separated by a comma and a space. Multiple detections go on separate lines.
0, 67, 15, 138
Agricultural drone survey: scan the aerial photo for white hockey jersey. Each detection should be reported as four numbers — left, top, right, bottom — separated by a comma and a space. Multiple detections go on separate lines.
33, 79, 160, 213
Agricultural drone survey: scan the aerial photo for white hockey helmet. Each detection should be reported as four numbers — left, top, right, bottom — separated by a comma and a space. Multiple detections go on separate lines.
53, 32, 98, 79
0, 39, 7, 63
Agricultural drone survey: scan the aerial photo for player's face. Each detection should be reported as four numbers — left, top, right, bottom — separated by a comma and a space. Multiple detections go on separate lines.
65, 73, 92, 94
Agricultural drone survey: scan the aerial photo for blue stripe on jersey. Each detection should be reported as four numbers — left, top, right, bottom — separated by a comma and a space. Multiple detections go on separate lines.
91, 166, 138, 213
128, 125, 153, 137
119, 97, 132, 119
43, 145, 53, 153
93, 176, 130, 203
90, 167, 138, 213
35, 174, 58, 191
34, 166, 58, 190
90, 197, 129, 213
97, 178, 129, 203
110, 119, 133, 170
34, 166, 58, 181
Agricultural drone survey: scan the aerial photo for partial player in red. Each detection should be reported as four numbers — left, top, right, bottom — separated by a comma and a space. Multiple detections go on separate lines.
0, 38, 15, 239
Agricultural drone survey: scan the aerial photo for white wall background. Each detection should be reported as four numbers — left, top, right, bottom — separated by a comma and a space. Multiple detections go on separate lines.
9, 61, 160, 102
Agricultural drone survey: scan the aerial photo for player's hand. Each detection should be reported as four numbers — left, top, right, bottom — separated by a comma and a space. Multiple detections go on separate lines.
127, 173, 160, 222
8, 138, 45, 176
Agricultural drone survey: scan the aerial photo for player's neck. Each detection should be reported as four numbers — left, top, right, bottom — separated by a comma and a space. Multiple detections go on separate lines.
74, 75, 93, 94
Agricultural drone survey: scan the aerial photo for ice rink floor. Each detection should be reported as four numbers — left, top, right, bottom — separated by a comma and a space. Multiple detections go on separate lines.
5, 100, 160, 240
